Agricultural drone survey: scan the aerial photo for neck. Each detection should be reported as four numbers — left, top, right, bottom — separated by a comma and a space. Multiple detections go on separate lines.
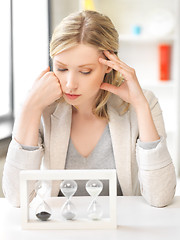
72, 104, 95, 119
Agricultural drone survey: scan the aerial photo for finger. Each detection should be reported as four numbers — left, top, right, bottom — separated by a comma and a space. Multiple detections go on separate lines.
103, 50, 120, 64
100, 82, 120, 95
56, 76, 61, 87
37, 66, 50, 80
52, 72, 61, 85
103, 51, 130, 71
99, 58, 128, 78
104, 50, 132, 71
99, 56, 124, 71
99, 58, 121, 72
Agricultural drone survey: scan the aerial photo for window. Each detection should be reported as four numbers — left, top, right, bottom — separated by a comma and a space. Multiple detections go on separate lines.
0, 0, 13, 140
0, 0, 13, 118
0, 0, 49, 140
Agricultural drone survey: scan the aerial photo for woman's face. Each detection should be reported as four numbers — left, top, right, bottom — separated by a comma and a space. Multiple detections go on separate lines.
53, 44, 111, 108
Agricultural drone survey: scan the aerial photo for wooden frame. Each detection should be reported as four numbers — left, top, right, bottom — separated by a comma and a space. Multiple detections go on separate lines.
20, 169, 117, 229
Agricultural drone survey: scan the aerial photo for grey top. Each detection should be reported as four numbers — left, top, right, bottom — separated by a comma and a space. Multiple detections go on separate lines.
60, 124, 123, 196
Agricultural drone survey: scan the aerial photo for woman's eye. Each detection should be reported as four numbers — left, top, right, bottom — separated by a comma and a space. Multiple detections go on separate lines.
81, 71, 92, 75
56, 68, 91, 74
57, 68, 67, 72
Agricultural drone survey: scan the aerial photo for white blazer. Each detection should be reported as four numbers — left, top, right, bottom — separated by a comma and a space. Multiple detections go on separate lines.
3, 90, 176, 207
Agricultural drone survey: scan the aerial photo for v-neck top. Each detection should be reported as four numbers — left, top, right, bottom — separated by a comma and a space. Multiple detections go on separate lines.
61, 124, 123, 196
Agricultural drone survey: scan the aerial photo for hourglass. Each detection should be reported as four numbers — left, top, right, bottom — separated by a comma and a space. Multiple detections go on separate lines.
35, 181, 52, 221
86, 179, 103, 220
60, 180, 77, 220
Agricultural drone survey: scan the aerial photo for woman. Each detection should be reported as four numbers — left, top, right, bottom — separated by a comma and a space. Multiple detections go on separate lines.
3, 10, 176, 207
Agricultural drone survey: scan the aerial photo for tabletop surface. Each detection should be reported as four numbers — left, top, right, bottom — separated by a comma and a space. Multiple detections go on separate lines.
0, 196, 180, 240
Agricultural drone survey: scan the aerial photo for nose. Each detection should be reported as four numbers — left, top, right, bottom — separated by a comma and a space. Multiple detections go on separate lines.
66, 72, 78, 91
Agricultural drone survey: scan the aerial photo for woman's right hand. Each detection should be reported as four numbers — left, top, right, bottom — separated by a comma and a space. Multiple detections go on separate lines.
25, 67, 62, 112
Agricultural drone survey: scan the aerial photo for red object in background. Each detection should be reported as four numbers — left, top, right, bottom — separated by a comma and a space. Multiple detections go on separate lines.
159, 44, 171, 81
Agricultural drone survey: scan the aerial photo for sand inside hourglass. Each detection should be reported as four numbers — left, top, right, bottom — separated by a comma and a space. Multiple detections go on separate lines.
60, 180, 78, 220
86, 186, 103, 198
34, 181, 52, 221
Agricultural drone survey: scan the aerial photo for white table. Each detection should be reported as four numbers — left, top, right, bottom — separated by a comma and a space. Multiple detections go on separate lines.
0, 196, 180, 240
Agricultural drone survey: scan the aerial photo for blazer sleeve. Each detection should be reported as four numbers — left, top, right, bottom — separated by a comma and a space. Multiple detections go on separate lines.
2, 128, 44, 207
136, 90, 176, 207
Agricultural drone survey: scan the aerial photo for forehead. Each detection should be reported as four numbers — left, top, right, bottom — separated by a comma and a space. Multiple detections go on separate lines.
53, 44, 102, 65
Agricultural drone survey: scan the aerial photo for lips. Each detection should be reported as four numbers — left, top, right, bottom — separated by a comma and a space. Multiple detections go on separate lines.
64, 93, 81, 100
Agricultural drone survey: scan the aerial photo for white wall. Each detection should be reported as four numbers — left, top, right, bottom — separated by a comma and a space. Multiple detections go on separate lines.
50, 0, 79, 31
13, 0, 49, 115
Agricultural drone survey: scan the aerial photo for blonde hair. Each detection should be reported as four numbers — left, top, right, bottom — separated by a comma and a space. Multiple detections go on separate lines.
50, 10, 127, 120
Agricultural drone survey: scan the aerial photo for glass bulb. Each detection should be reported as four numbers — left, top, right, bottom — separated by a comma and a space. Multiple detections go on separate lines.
35, 180, 52, 221
86, 180, 103, 220
60, 180, 77, 198
36, 200, 51, 221
61, 200, 77, 220
60, 180, 78, 220
87, 200, 103, 220
86, 180, 103, 198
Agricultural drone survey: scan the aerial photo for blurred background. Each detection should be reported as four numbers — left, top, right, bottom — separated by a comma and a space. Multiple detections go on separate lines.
0, 0, 180, 197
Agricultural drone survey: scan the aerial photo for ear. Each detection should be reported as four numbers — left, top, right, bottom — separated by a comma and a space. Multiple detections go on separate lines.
105, 66, 113, 74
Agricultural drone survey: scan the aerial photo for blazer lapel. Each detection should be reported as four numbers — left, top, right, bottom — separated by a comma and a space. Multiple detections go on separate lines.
108, 103, 133, 195
50, 102, 72, 196
50, 102, 72, 169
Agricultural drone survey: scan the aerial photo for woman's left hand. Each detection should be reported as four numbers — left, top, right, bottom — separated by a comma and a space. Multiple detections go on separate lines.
99, 50, 147, 109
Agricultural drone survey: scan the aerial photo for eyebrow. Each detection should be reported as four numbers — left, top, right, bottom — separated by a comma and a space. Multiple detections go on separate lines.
54, 60, 96, 67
